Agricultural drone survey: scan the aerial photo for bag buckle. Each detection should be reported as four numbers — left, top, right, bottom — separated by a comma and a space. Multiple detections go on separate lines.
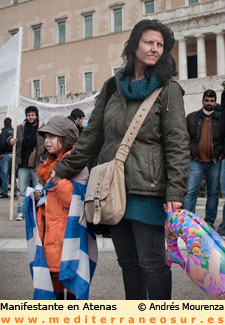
115, 144, 130, 162
93, 198, 101, 225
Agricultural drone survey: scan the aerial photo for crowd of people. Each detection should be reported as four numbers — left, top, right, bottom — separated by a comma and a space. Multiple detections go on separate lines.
0, 18, 225, 300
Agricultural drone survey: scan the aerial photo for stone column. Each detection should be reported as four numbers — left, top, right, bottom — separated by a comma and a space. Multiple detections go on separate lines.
196, 34, 207, 78
216, 31, 225, 75
178, 37, 187, 80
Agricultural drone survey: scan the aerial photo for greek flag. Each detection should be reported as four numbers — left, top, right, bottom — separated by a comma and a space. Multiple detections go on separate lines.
25, 179, 98, 300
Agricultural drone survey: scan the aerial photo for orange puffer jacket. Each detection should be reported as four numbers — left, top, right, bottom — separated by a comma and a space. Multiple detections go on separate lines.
37, 153, 73, 273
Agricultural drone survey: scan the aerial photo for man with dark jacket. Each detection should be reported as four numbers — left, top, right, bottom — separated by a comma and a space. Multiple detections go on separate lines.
0, 118, 17, 198
217, 89, 225, 236
67, 108, 85, 135
9, 106, 44, 220
183, 89, 224, 227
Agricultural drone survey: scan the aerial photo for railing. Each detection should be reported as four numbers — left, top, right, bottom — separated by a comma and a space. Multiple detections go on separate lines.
143, 0, 225, 23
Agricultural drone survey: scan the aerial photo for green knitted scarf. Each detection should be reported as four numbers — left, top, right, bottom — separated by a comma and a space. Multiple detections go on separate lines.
120, 74, 161, 100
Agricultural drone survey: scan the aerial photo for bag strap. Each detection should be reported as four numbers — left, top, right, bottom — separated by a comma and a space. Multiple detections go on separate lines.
115, 87, 163, 162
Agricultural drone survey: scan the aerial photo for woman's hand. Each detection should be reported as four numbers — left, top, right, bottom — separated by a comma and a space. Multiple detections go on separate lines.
48, 170, 62, 185
163, 201, 182, 214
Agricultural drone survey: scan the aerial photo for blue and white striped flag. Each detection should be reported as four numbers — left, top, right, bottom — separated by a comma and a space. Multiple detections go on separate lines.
25, 186, 56, 300
25, 178, 98, 300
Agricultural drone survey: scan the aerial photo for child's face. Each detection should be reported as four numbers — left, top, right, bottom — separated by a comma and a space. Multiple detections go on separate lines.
44, 133, 63, 156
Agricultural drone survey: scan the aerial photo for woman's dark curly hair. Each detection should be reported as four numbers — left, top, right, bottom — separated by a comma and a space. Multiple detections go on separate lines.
122, 19, 177, 85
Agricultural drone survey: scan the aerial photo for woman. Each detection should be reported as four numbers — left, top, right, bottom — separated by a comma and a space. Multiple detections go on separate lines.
50, 19, 190, 299
218, 89, 225, 236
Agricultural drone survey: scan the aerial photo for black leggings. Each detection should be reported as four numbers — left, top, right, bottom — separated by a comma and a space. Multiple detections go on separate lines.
109, 218, 171, 300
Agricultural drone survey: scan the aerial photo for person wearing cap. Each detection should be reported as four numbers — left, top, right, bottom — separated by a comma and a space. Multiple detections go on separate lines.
35, 115, 80, 299
9, 106, 45, 221
183, 89, 224, 228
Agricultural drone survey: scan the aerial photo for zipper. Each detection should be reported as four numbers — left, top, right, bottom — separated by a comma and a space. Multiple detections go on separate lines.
211, 118, 216, 163
166, 81, 170, 112
42, 189, 48, 246
194, 120, 202, 160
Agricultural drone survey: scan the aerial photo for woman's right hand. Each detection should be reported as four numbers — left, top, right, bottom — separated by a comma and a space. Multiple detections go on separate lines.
47, 170, 55, 184
47, 170, 62, 185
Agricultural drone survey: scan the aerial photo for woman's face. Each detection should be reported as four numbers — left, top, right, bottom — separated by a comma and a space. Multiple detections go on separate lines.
44, 133, 63, 156
135, 29, 164, 68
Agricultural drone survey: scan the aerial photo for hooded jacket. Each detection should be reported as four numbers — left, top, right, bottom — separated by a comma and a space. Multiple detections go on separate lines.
36, 151, 73, 272
54, 71, 190, 203
0, 126, 13, 154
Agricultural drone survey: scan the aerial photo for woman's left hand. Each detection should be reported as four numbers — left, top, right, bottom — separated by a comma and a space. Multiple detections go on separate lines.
163, 201, 182, 214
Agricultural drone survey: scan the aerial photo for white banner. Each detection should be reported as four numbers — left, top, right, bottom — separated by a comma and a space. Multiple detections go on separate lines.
0, 28, 22, 110
17, 93, 98, 126
0, 27, 97, 127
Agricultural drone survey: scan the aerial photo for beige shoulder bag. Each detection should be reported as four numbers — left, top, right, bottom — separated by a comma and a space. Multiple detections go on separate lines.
81, 87, 162, 225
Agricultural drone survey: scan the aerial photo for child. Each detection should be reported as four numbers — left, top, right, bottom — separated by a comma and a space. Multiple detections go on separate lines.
35, 115, 79, 299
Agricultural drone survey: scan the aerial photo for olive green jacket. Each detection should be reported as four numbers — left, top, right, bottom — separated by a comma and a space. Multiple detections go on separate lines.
54, 72, 190, 203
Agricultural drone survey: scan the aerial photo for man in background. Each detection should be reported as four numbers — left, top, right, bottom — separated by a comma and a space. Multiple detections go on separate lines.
0, 118, 17, 198
67, 108, 85, 135
9, 106, 44, 221
183, 89, 224, 228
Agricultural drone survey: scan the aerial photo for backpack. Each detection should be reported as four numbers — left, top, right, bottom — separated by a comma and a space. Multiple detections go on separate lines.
105, 76, 117, 105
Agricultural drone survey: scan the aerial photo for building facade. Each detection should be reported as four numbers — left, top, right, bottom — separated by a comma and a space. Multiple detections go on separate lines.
0, 0, 225, 114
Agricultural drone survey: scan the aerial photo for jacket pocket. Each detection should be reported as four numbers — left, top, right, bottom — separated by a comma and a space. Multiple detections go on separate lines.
148, 151, 155, 184
148, 148, 166, 187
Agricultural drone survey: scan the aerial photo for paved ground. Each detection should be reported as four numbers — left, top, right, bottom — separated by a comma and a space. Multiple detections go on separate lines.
0, 195, 224, 300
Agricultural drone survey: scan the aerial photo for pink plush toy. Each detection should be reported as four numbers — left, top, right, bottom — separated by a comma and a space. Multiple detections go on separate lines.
165, 209, 225, 299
